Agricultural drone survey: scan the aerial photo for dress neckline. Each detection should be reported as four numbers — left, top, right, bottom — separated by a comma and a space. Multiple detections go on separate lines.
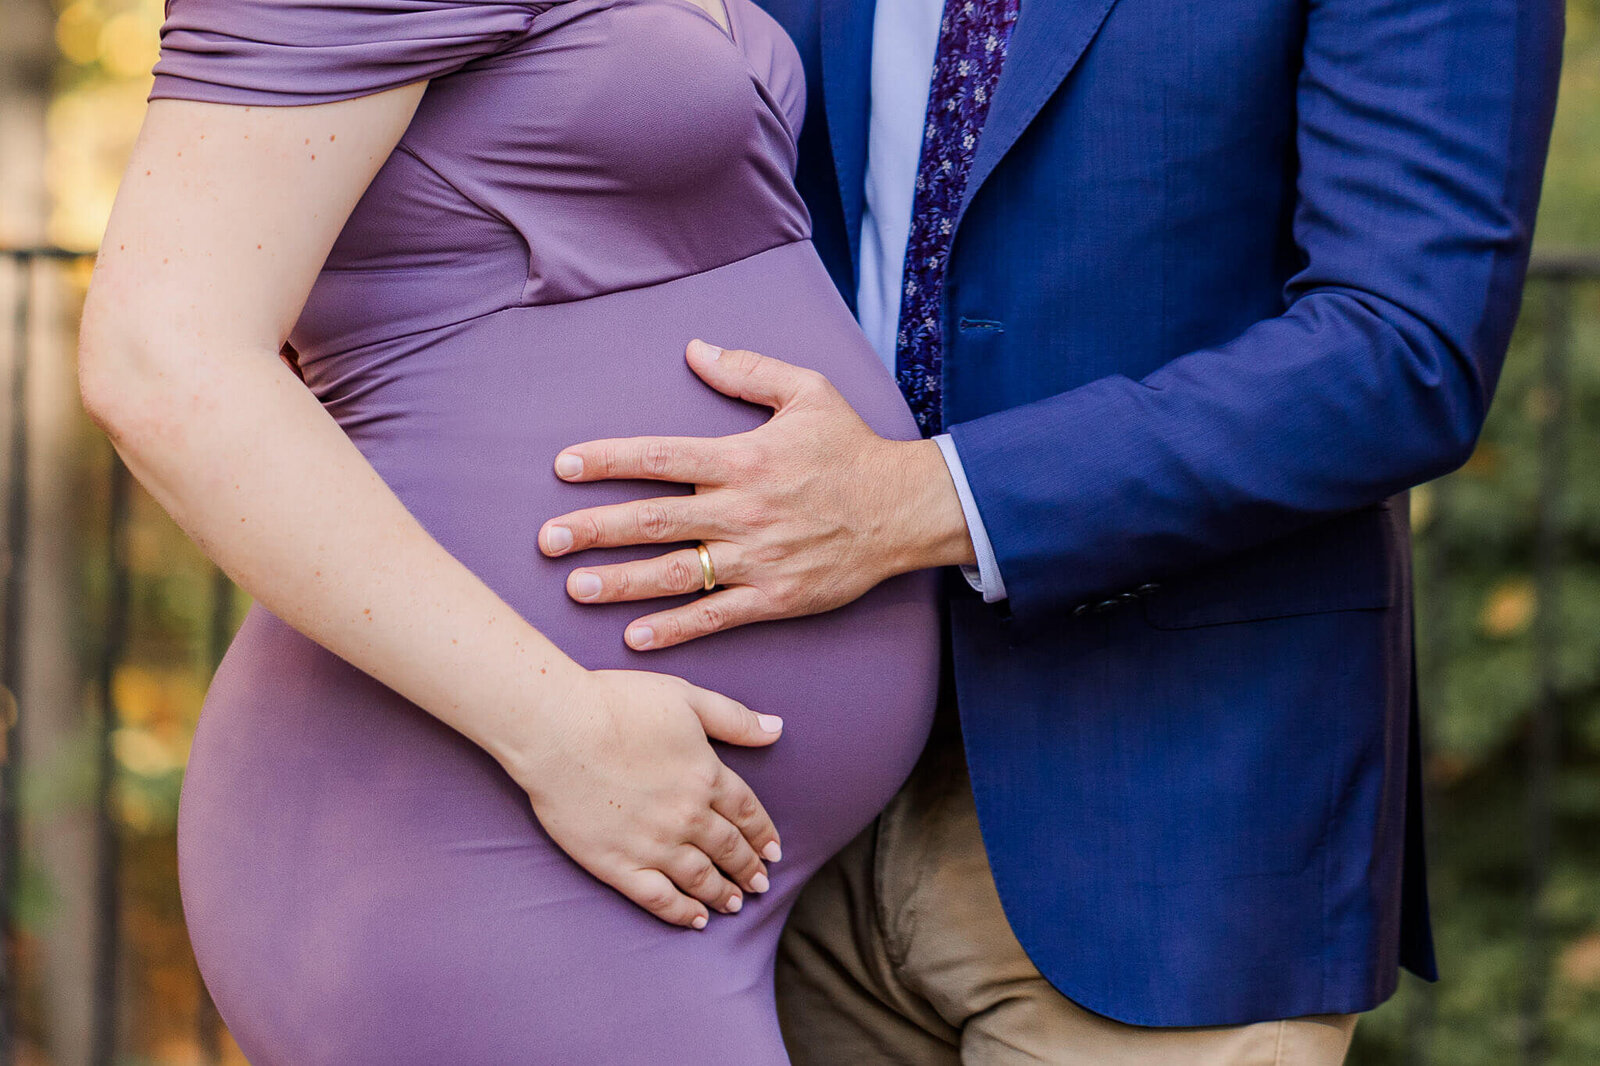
665, 0, 739, 45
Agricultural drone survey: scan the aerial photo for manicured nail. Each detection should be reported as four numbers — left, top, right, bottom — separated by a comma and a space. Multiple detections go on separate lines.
757, 714, 784, 734
692, 339, 723, 362
545, 525, 572, 553
554, 453, 583, 479
571, 572, 602, 599
725, 894, 742, 913
762, 841, 782, 863
626, 625, 654, 649
691, 915, 708, 930
750, 872, 770, 894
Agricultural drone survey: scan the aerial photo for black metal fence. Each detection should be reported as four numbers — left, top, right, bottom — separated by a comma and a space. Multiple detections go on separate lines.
0, 245, 1596, 1065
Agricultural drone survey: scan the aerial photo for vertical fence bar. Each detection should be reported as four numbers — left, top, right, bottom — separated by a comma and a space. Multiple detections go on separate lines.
1521, 274, 1573, 1066
90, 451, 128, 1066
0, 253, 34, 1066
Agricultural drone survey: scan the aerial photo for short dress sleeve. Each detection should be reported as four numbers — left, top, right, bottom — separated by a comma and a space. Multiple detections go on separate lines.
149, 0, 537, 106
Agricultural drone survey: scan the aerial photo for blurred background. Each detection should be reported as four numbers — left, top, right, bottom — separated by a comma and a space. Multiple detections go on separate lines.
0, 0, 1595, 1063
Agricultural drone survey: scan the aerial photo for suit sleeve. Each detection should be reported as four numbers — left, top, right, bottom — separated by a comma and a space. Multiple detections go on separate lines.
945, 0, 1564, 623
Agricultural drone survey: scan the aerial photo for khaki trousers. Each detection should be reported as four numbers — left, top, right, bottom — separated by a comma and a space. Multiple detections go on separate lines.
775, 707, 1358, 1065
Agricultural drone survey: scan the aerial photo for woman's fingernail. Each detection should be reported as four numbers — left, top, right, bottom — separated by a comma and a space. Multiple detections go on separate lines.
692, 339, 723, 362
545, 525, 573, 553
725, 894, 742, 913
691, 915, 708, 930
554, 453, 583, 478
762, 841, 782, 863
757, 714, 784, 734
571, 572, 602, 599
750, 872, 770, 894
626, 626, 654, 649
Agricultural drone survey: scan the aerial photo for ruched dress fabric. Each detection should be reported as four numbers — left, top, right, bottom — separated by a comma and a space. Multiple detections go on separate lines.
149, 2, 940, 1062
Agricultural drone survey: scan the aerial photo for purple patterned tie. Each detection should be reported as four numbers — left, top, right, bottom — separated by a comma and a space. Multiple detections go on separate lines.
895, 0, 1021, 436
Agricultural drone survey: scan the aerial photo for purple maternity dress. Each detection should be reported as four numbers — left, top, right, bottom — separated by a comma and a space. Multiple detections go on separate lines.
148, 2, 940, 1062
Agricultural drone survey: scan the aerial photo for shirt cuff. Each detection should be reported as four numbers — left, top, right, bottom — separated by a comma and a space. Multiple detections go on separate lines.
933, 433, 1008, 603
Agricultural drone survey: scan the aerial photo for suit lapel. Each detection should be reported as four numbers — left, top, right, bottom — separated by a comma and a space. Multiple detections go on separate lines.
819, 0, 875, 278
959, 0, 1122, 222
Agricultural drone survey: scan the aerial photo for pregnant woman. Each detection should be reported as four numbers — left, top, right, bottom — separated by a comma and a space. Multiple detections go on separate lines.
77, 0, 941, 1061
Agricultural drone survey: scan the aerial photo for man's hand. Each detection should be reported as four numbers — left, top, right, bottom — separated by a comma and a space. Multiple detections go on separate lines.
538, 340, 976, 650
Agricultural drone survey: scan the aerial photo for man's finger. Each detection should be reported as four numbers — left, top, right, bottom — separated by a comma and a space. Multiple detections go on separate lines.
552, 434, 726, 485
540, 497, 711, 557
685, 339, 823, 410
566, 546, 737, 604
624, 587, 770, 650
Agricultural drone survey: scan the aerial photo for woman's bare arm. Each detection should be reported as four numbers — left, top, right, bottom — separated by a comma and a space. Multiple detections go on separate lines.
79, 91, 782, 928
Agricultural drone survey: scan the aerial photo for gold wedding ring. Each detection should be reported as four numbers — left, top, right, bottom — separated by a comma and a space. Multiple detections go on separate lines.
695, 542, 716, 592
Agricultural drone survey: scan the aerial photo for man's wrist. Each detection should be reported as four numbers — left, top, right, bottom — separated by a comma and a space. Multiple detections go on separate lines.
884, 438, 979, 574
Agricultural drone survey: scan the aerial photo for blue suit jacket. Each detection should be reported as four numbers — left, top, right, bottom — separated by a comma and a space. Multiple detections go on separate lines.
759, 0, 1564, 1027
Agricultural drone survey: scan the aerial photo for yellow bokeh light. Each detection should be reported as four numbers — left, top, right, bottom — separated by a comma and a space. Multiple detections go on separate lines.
1479, 577, 1537, 639
55, 1, 103, 66
98, 9, 161, 80
47, 0, 166, 247
46, 83, 150, 249
112, 725, 187, 777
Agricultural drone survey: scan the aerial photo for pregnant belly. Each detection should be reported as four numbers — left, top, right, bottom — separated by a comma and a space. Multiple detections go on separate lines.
188, 238, 940, 899
313, 238, 939, 817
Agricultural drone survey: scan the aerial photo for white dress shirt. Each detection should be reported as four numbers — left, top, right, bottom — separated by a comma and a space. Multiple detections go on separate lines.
856, 0, 1007, 601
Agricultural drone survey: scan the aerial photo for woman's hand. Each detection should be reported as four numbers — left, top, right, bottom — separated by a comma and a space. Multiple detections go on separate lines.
505, 669, 785, 929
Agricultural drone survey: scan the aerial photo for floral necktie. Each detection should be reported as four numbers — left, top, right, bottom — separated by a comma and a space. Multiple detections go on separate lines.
895, 0, 1021, 436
